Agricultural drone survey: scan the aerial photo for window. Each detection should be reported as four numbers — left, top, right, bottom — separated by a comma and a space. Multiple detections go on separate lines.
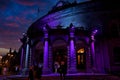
77, 48, 86, 69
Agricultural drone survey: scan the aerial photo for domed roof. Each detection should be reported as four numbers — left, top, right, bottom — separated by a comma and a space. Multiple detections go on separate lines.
55, 0, 70, 7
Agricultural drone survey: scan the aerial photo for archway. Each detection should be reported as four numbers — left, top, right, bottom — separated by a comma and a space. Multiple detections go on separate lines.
34, 41, 44, 66
52, 39, 67, 73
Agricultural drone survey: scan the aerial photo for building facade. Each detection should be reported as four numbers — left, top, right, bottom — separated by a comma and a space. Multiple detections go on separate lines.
20, 1, 120, 74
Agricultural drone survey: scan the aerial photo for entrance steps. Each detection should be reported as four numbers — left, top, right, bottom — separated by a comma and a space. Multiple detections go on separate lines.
7, 73, 120, 80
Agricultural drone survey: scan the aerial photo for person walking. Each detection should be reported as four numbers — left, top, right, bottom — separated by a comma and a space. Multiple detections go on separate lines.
28, 66, 34, 80
36, 63, 43, 80
59, 61, 67, 80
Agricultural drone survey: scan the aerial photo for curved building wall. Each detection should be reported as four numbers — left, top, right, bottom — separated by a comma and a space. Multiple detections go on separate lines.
28, 1, 119, 33
29, 1, 102, 30
24, 1, 120, 74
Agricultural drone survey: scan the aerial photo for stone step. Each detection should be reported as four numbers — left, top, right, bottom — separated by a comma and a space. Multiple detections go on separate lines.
6, 73, 120, 80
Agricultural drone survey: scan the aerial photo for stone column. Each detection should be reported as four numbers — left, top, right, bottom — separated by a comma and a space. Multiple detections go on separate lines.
42, 26, 51, 74
20, 34, 31, 75
67, 45, 70, 69
86, 47, 92, 72
91, 36, 95, 66
22, 37, 30, 75
28, 47, 32, 67
48, 46, 53, 73
90, 30, 98, 72
68, 24, 77, 73
25, 43, 29, 68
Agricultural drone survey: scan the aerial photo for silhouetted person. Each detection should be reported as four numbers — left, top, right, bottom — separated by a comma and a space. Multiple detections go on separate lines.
36, 63, 43, 80
59, 61, 67, 80
15, 66, 19, 75
28, 66, 34, 80
0, 66, 2, 75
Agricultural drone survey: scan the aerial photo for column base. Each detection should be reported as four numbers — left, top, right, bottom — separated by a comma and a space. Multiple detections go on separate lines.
42, 67, 52, 74
20, 68, 29, 75
86, 68, 93, 73
67, 67, 77, 74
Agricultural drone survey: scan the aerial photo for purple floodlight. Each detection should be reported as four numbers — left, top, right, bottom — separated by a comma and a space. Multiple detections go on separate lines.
93, 29, 98, 33
92, 29, 98, 36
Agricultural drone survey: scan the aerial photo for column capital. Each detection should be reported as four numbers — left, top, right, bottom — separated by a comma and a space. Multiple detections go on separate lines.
89, 35, 95, 43
91, 35, 95, 41
69, 23, 75, 33
43, 26, 49, 39
43, 26, 48, 33
44, 33, 48, 39
69, 23, 75, 39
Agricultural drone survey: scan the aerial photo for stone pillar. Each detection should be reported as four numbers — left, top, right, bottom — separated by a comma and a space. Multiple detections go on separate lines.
22, 38, 30, 75
86, 47, 92, 72
68, 24, 77, 73
48, 46, 53, 73
20, 34, 31, 75
28, 47, 32, 67
90, 36, 95, 68
67, 45, 70, 69
25, 39, 30, 69
42, 26, 51, 74
90, 30, 98, 72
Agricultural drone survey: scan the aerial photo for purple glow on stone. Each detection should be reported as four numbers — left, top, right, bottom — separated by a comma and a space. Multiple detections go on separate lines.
94, 29, 98, 33
70, 39, 75, 57
91, 35, 94, 40
25, 44, 29, 68
92, 29, 98, 36
43, 40, 49, 68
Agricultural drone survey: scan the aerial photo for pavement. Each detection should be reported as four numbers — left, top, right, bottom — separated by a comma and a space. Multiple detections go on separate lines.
0, 73, 120, 80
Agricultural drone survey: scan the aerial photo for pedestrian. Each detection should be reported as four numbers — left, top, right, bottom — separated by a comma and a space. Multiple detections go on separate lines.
54, 61, 60, 73
2, 66, 7, 75
28, 66, 34, 80
36, 63, 43, 80
15, 66, 19, 75
59, 61, 67, 80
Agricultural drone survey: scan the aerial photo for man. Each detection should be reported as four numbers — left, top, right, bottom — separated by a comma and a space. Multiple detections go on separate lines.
59, 61, 67, 80
28, 66, 34, 80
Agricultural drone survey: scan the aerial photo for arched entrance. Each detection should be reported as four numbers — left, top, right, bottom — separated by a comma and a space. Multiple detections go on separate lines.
52, 39, 67, 73
34, 42, 43, 66
76, 40, 87, 71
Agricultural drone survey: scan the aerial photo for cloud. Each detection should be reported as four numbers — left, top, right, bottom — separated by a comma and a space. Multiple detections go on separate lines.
1, 30, 19, 36
0, 48, 9, 55
0, 0, 11, 10
15, 0, 37, 6
0, 36, 22, 51
4, 22, 19, 28
0, 42, 4, 45
15, 0, 46, 6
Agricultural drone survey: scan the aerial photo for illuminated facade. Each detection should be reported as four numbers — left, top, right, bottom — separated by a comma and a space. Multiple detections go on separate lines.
20, 1, 120, 74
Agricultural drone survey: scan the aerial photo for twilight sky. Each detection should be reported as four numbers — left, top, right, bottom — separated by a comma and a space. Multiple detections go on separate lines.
0, 0, 88, 55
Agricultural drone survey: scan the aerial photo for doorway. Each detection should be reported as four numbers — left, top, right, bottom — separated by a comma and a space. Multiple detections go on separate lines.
52, 39, 67, 73
77, 48, 86, 69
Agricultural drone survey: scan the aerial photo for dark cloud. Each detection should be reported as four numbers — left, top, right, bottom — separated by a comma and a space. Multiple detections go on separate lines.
0, 0, 11, 10
4, 22, 19, 28
0, 0, 87, 55
15, 0, 47, 6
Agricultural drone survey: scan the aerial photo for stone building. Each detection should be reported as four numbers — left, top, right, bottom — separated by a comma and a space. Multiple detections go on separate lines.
20, 0, 120, 74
